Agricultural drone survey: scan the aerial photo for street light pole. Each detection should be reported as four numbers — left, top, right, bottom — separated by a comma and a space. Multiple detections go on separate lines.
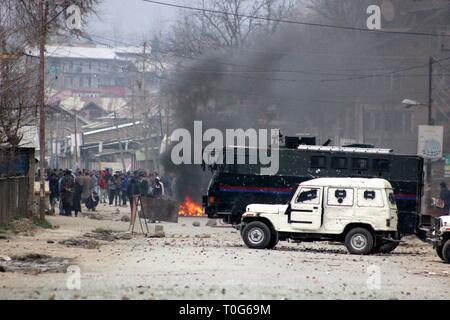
428, 56, 434, 127
424, 56, 434, 219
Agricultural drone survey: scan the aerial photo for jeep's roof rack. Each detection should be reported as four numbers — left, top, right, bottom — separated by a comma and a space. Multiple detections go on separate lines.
297, 145, 393, 154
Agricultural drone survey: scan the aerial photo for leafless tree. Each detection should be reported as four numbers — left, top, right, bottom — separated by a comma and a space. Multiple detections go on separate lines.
168, 0, 297, 57
0, 0, 100, 149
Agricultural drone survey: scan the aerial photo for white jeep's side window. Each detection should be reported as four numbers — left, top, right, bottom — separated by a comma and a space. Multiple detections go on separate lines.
327, 188, 354, 207
296, 188, 320, 205
357, 189, 384, 207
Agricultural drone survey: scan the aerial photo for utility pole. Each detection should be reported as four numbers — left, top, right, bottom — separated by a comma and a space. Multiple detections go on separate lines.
424, 56, 434, 218
113, 111, 126, 172
38, 0, 48, 220
142, 41, 150, 171
74, 109, 79, 169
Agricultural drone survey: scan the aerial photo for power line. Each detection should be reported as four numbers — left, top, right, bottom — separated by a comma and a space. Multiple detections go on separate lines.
141, 0, 450, 38
321, 55, 450, 83
85, 32, 446, 82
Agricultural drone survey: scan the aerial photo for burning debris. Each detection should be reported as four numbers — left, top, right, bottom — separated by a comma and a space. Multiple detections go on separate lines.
179, 196, 204, 217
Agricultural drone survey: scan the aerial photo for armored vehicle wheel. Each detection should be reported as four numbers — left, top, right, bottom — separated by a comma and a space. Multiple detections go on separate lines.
443, 240, 450, 263
372, 242, 399, 254
345, 227, 374, 255
242, 221, 272, 250
436, 245, 444, 261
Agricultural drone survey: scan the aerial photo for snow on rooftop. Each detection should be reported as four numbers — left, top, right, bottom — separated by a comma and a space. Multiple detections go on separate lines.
29, 45, 147, 60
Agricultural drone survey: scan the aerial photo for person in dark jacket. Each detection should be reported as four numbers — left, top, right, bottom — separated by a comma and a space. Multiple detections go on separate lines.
121, 174, 129, 206
49, 172, 60, 214
73, 177, 83, 217
60, 170, 75, 216
127, 172, 140, 210
138, 172, 149, 197
152, 177, 165, 198
108, 174, 116, 206
86, 191, 100, 211
440, 182, 450, 214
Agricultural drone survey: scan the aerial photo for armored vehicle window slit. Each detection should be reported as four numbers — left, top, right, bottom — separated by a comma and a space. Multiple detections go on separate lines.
331, 157, 348, 169
310, 156, 327, 169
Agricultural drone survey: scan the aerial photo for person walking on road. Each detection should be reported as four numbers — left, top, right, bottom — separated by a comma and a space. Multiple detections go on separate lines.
440, 182, 450, 215
73, 177, 83, 217
60, 170, 75, 217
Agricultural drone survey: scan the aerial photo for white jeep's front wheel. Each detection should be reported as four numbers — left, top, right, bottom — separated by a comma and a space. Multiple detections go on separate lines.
242, 221, 272, 250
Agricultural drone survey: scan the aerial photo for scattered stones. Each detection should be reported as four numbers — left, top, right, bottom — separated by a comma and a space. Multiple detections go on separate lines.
88, 213, 104, 220
84, 229, 133, 242
0, 254, 71, 274
120, 215, 131, 222
8, 219, 37, 236
0, 255, 11, 262
192, 221, 201, 227
206, 219, 218, 227
148, 225, 165, 238
47, 240, 55, 244
115, 233, 133, 240
59, 238, 100, 249
195, 234, 211, 239
84, 232, 115, 242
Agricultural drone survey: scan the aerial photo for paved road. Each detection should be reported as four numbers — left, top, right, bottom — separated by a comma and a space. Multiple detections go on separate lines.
0, 206, 449, 300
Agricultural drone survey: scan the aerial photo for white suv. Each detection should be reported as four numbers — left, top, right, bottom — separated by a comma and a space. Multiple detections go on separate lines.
434, 215, 450, 263
240, 178, 399, 255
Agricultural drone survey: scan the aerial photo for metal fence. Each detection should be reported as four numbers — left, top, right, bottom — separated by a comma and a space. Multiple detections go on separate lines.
0, 177, 30, 226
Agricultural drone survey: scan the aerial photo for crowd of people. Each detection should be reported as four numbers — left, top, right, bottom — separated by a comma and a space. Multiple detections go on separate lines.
45, 168, 174, 217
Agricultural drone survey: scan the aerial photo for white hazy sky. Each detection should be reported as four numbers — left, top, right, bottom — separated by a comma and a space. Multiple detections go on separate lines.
88, 0, 188, 41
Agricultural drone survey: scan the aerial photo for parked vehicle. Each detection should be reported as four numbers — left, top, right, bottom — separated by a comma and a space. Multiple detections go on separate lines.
433, 215, 450, 263
203, 144, 423, 238
239, 178, 400, 255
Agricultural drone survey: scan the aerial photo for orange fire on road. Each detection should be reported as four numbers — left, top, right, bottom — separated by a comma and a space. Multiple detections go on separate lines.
178, 196, 204, 217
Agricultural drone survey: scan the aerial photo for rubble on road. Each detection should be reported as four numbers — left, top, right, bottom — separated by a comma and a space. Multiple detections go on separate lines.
8, 219, 37, 236
148, 225, 165, 238
206, 219, 218, 227
88, 213, 104, 220
0, 254, 72, 274
192, 221, 201, 227
59, 238, 100, 249
83, 228, 133, 242
0, 255, 11, 262
120, 215, 131, 222
195, 234, 211, 239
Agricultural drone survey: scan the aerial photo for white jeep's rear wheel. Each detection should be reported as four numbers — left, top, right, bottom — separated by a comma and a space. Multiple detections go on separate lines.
345, 227, 374, 255
242, 221, 272, 250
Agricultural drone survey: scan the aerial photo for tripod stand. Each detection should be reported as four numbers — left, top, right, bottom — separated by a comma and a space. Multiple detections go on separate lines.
129, 196, 150, 236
